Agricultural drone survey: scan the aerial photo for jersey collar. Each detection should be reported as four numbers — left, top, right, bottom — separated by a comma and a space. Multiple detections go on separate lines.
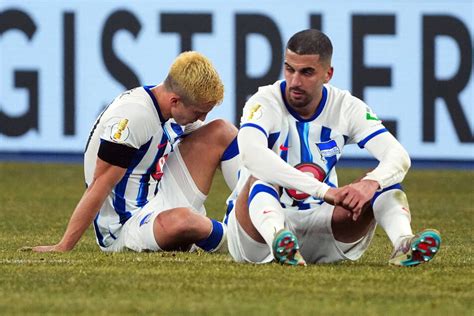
280, 81, 328, 122
144, 85, 167, 123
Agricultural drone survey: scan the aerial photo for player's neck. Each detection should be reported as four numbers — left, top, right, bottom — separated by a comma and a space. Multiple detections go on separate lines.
150, 84, 172, 121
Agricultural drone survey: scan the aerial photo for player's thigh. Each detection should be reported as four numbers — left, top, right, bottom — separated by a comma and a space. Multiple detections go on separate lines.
160, 146, 207, 213
177, 119, 237, 194
331, 204, 375, 243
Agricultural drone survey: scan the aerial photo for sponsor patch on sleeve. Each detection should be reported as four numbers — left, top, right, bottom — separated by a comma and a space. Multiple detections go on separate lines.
246, 104, 263, 121
365, 107, 380, 121
110, 118, 130, 142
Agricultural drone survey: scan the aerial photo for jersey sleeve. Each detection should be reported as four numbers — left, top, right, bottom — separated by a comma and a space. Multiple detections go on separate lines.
97, 104, 156, 167
100, 105, 155, 149
362, 131, 411, 189
343, 97, 387, 147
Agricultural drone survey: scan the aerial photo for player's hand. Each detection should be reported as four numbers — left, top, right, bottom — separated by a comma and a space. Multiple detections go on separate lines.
339, 180, 379, 221
323, 186, 351, 206
30, 244, 69, 253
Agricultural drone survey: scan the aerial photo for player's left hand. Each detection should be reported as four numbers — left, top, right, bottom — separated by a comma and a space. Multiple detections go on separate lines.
337, 180, 379, 221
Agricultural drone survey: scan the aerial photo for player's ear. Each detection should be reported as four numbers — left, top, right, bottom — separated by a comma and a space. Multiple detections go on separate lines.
170, 96, 181, 107
324, 66, 334, 83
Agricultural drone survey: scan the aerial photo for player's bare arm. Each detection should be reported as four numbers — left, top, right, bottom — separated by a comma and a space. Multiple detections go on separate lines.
32, 158, 126, 252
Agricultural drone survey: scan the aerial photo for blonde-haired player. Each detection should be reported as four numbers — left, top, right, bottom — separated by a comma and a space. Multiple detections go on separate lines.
32, 51, 240, 253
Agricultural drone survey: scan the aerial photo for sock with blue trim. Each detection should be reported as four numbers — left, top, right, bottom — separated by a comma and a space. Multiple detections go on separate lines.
221, 136, 240, 190
372, 187, 413, 246
248, 180, 285, 247
195, 219, 226, 252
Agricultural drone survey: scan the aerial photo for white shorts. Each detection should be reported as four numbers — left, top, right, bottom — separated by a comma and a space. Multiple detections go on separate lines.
102, 146, 207, 252
226, 202, 376, 264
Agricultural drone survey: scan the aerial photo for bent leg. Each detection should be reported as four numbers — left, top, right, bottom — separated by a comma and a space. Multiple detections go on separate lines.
229, 176, 304, 265
235, 177, 284, 245
331, 204, 375, 243
153, 207, 224, 251
177, 119, 238, 195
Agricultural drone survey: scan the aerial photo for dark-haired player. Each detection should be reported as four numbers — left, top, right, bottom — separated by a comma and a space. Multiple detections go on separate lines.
225, 29, 441, 266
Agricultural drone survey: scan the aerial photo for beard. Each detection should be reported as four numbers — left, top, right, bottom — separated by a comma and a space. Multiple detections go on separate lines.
287, 88, 313, 108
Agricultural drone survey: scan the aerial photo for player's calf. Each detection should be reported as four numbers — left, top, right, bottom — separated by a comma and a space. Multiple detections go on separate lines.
153, 207, 225, 252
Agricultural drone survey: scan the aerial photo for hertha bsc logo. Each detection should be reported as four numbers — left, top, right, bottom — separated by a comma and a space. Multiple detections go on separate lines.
285, 162, 326, 201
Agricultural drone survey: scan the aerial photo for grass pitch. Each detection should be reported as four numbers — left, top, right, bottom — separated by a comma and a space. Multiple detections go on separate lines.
0, 162, 472, 315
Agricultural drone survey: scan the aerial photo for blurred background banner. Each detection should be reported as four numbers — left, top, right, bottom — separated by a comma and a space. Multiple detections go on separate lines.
1, 0, 472, 161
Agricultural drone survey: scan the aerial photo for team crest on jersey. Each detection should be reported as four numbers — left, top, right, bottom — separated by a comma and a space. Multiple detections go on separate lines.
110, 118, 130, 142
316, 140, 340, 159
246, 104, 263, 121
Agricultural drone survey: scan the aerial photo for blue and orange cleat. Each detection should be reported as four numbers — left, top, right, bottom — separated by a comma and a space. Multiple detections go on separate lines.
389, 229, 441, 267
272, 229, 306, 266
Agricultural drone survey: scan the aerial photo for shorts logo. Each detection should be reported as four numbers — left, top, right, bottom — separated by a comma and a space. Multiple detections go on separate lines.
139, 212, 153, 227
111, 118, 130, 142
316, 140, 340, 159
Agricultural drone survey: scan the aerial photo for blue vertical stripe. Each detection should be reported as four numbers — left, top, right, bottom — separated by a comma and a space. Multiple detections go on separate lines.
268, 132, 280, 149
296, 121, 313, 163
320, 126, 338, 182
93, 214, 106, 247
223, 200, 234, 225
280, 134, 289, 162
113, 138, 152, 224
136, 133, 169, 207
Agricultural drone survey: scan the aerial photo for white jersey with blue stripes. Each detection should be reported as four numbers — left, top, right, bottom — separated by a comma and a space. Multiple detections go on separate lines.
84, 86, 201, 247
234, 80, 387, 210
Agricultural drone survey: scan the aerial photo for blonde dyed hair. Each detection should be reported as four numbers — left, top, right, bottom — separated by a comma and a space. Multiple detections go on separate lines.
164, 51, 224, 106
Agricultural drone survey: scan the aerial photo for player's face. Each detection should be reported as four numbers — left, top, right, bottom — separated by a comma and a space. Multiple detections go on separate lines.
284, 49, 333, 111
171, 99, 214, 125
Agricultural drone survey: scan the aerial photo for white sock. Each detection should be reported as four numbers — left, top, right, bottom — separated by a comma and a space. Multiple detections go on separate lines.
373, 188, 413, 246
221, 137, 240, 190
248, 180, 285, 247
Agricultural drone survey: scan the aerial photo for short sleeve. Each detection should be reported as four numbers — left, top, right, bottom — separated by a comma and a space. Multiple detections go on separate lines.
344, 97, 387, 147
100, 106, 156, 149
240, 93, 281, 139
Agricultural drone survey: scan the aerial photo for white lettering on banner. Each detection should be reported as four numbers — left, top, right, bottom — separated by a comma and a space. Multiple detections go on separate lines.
0, 0, 472, 160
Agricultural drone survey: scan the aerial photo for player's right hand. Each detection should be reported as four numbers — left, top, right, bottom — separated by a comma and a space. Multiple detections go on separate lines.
30, 244, 69, 253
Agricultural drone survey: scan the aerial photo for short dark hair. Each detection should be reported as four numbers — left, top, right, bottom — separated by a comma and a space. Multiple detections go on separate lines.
286, 29, 333, 63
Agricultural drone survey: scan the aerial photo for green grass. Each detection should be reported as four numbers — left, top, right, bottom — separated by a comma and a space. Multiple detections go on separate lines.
0, 162, 473, 315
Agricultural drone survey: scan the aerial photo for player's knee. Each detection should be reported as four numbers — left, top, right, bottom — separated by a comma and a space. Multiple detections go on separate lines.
155, 207, 198, 238
206, 119, 238, 147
